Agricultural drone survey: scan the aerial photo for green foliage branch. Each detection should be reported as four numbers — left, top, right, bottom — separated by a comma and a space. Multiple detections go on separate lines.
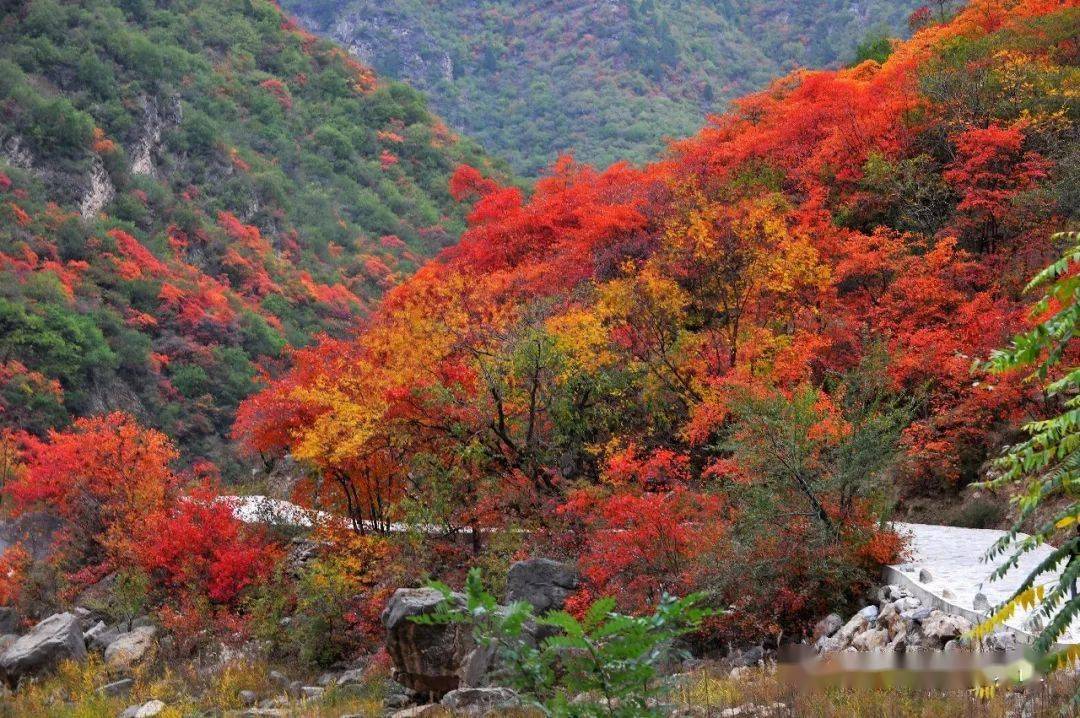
413, 567, 714, 717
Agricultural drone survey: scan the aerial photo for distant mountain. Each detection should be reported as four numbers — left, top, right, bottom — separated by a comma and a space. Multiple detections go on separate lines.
284, 0, 931, 175
0, 0, 503, 475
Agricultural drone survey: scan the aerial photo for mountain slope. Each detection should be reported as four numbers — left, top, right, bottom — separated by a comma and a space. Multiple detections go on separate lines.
239, 0, 1078, 630
0, 0, 503, 475
284, 0, 931, 175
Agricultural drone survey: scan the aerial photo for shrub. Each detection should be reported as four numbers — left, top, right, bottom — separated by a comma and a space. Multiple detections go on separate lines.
951, 497, 1005, 529
416, 568, 713, 717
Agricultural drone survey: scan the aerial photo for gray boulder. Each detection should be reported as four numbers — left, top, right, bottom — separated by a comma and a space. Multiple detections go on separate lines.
886, 628, 908, 652
878, 607, 907, 640
814, 634, 845, 654
88, 625, 121, 654
851, 628, 889, 651
73, 606, 98, 630
104, 625, 156, 670
382, 588, 475, 698
876, 585, 909, 604
440, 686, 520, 715
505, 558, 578, 614
336, 667, 366, 685
83, 620, 107, 645
973, 592, 992, 613
386, 694, 412, 710
0, 612, 86, 685
834, 614, 869, 646
983, 630, 1019, 653
133, 700, 166, 718
732, 646, 764, 667
921, 611, 972, 647
894, 596, 922, 612
904, 607, 933, 623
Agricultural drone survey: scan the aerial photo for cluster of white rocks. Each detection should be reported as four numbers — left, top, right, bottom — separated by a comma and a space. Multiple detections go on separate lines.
813, 585, 1018, 654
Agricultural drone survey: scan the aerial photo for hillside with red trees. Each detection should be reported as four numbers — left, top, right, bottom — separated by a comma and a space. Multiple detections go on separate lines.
235, 0, 1078, 647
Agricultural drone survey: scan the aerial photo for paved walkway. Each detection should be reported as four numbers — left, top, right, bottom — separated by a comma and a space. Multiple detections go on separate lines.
890, 522, 1078, 643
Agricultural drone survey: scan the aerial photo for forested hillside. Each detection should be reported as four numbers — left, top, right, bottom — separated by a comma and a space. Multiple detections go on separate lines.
0, 1, 1078, 714
240, 0, 1078, 637
285, 0, 931, 174
0, 0, 501, 475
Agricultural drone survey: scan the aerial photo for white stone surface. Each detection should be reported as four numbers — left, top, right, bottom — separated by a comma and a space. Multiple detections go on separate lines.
219, 495, 338, 528
891, 522, 1078, 642
221, 494, 424, 532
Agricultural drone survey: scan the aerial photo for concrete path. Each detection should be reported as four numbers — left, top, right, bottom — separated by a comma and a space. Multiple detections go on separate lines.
889, 522, 1078, 644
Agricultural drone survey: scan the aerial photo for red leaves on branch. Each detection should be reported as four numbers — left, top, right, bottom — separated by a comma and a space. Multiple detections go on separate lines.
557, 486, 727, 613
943, 122, 1051, 251
6, 413, 177, 536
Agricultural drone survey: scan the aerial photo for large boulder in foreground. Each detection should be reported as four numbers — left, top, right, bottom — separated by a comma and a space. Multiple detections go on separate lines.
382, 587, 476, 698
504, 558, 578, 614
0, 612, 86, 685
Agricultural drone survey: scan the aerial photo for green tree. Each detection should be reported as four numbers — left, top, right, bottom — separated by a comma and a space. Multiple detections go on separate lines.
852, 31, 893, 65
723, 359, 910, 536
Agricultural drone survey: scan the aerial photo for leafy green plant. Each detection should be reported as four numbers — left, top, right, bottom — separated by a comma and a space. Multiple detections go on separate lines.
95, 568, 150, 629
973, 231, 1080, 675
853, 31, 894, 65
414, 568, 713, 717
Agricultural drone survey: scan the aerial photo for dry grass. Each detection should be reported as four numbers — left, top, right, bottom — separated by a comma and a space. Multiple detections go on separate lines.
0, 656, 385, 718
3, 660, 1076, 717
668, 666, 1078, 717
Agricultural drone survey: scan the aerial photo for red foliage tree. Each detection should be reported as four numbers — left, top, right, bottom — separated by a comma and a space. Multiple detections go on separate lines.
556, 486, 727, 613
130, 482, 279, 604
5, 413, 279, 609
943, 122, 1051, 252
